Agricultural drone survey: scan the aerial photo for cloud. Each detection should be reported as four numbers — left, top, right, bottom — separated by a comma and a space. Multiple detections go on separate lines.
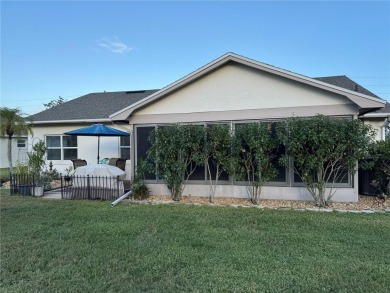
98, 36, 132, 54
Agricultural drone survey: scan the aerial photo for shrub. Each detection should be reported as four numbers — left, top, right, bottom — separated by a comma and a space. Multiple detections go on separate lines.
131, 161, 150, 200
277, 115, 375, 207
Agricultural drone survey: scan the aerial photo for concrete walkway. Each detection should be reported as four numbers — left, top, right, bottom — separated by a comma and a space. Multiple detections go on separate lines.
41, 189, 62, 199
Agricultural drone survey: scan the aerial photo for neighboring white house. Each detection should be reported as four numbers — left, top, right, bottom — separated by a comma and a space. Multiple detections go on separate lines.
30, 53, 388, 202
0, 135, 28, 168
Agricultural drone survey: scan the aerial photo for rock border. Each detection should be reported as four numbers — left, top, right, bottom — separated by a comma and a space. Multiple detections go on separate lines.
125, 198, 390, 214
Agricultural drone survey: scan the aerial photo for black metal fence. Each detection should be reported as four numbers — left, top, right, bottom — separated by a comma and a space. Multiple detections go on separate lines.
9, 173, 126, 200
60, 175, 124, 200
9, 173, 45, 196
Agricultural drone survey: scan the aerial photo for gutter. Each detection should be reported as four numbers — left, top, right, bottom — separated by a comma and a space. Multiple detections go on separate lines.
30, 118, 112, 125
111, 189, 132, 207
359, 113, 390, 118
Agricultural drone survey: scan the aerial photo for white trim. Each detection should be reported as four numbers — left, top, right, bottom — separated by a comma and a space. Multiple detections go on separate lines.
30, 118, 112, 125
110, 53, 386, 120
359, 113, 390, 118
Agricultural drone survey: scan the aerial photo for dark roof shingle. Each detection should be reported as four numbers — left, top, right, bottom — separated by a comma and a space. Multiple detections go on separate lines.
313, 75, 380, 98
30, 90, 159, 122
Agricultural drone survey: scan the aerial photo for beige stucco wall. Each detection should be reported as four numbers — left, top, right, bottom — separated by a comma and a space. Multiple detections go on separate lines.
363, 118, 388, 141
147, 183, 358, 203
135, 63, 354, 118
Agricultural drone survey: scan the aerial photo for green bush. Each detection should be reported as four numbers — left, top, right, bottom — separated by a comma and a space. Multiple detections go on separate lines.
132, 184, 150, 200
0, 175, 9, 184
131, 161, 150, 200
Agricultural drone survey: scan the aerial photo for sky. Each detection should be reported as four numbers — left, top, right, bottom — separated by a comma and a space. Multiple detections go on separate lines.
1, 1, 389, 116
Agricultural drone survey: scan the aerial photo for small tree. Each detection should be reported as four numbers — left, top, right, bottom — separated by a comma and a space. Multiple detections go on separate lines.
232, 122, 278, 204
27, 140, 47, 178
366, 140, 390, 197
204, 124, 234, 203
277, 115, 376, 207
0, 107, 34, 173
147, 124, 205, 201
43, 96, 66, 109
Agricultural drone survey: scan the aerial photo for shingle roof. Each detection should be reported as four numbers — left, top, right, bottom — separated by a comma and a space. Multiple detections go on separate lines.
313, 75, 380, 98
374, 101, 390, 114
30, 90, 159, 122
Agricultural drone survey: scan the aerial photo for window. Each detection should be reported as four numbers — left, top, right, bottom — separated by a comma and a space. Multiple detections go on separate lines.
46, 135, 77, 160
120, 136, 130, 160
136, 126, 156, 180
17, 139, 27, 148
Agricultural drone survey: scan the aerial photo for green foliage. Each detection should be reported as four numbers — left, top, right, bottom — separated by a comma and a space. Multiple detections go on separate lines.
204, 124, 234, 202
0, 175, 9, 184
147, 125, 205, 201
43, 96, 66, 109
233, 122, 278, 204
0, 107, 33, 172
14, 160, 28, 174
27, 139, 47, 177
132, 161, 150, 200
277, 115, 376, 207
366, 140, 390, 197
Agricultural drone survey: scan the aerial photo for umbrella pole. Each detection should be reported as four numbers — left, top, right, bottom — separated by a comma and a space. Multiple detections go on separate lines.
97, 136, 100, 164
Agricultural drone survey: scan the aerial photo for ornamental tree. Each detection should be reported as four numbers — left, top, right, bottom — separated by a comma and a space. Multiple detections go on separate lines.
366, 140, 390, 197
204, 124, 234, 203
147, 124, 205, 201
232, 122, 278, 204
277, 115, 376, 207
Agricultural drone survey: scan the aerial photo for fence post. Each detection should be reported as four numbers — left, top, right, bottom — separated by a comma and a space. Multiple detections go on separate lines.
60, 174, 63, 199
87, 175, 91, 200
10, 172, 15, 195
117, 176, 120, 198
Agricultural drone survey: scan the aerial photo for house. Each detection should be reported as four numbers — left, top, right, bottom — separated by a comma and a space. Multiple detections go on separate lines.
0, 135, 28, 168
30, 53, 387, 202
360, 101, 390, 141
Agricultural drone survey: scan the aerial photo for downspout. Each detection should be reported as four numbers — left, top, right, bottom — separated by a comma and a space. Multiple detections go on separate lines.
111, 189, 132, 206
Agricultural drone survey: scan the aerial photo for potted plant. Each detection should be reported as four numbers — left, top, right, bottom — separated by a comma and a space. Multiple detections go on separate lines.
27, 140, 47, 197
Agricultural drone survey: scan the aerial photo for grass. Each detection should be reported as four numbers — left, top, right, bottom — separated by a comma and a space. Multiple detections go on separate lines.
0, 168, 10, 178
1, 190, 390, 292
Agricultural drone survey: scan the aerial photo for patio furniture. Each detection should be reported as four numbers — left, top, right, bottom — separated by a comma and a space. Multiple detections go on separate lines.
108, 158, 127, 171
71, 159, 87, 170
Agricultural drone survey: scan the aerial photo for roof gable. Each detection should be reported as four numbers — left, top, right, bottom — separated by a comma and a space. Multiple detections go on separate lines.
110, 53, 386, 120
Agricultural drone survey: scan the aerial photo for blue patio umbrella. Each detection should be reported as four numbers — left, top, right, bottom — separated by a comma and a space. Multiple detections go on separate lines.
64, 124, 130, 164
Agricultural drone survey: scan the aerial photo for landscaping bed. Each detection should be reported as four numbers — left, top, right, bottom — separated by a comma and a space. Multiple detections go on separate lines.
133, 194, 387, 211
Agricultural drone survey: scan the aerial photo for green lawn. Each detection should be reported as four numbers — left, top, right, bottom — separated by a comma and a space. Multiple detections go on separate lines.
0, 168, 10, 178
1, 190, 389, 292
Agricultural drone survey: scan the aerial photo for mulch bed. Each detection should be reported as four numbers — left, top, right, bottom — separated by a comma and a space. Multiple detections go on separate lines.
134, 195, 388, 211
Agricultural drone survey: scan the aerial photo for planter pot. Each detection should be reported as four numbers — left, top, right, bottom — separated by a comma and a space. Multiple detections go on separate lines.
31, 186, 44, 197
18, 184, 33, 195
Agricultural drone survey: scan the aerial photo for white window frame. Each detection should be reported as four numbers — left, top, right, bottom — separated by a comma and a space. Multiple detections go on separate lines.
45, 135, 78, 161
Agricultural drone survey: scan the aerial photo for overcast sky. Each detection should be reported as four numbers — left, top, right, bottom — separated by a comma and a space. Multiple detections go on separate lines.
1, 1, 389, 115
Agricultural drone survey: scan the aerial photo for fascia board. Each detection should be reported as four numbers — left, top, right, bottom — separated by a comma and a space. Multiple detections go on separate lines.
30, 118, 112, 125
